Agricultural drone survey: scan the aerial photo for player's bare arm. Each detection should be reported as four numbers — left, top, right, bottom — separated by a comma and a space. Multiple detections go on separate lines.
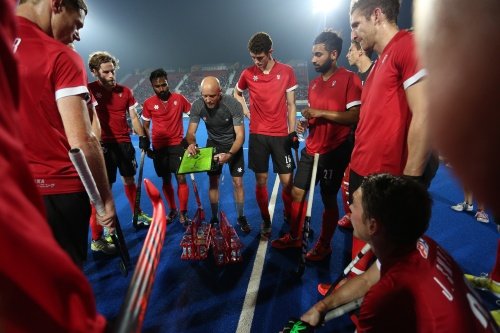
404, 80, 431, 177
58, 95, 116, 230
233, 88, 251, 119
129, 106, 146, 136
142, 119, 151, 141
302, 106, 360, 125
286, 90, 297, 133
300, 262, 380, 327
217, 124, 244, 164
185, 122, 199, 156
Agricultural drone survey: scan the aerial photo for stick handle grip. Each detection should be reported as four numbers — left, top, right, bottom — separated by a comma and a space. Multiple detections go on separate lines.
324, 297, 363, 322
68, 148, 105, 216
306, 153, 320, 216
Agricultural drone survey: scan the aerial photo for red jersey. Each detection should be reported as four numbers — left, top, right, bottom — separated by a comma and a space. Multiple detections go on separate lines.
350, 30, 426, 176
141, 93, 191, 148
306, 67, 361, 155
358, 237, 498, 333
236, 61, 298, 136
16, 17, 88, 195
1, 8, 106, 332
88, 81, 138, 143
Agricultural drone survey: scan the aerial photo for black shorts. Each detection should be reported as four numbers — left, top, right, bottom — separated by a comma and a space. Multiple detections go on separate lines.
206, 140, 245, 177
152, 144, 184, 177
248, 133, 294, 174
294, 140, 352, 195
43, 192, 91, 267
348, 169, 365, 204
102, 142, 137, 184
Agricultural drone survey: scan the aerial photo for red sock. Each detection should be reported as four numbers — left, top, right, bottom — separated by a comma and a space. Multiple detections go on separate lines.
350, 235, 375, 277
89, 205, 102, 241
178, 182, 189, 212
255, 185, 270, 221
124, 183, 137, 212
162, 182, 177, 211
290, 200, 307, 238
318, 208, 339, 246
491, 239, 500, 283
282, 188, 292, 220
341, 166, 351, 215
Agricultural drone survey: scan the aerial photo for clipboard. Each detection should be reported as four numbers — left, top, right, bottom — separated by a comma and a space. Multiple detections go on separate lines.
177, 147, 218, 174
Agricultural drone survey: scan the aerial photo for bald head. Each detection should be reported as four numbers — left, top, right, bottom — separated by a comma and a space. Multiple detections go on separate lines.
200, 76, 222, 109
414, 0, 500, 214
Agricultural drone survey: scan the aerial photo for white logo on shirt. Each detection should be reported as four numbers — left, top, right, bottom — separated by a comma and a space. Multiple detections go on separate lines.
237, 167, 243, 173
253, 75, 258, 81
12, 38, 21, 53
311, 83, 317, 90
277, 74, 281, 80
174, 101, 178, 106
154, 104, 159, 110
119, 93, 123, 98
96, 92, 102, 98
331, 80, 336, 87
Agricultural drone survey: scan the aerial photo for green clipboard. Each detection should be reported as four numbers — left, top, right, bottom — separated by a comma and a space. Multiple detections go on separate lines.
177, 147, 217, 174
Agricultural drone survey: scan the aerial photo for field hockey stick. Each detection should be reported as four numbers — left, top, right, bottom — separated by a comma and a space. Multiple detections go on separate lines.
323, 243, 372, 297
114, 179, 167, 333
69, 148, 130, 276
132, 149, 146, 229
295, 153, 320, 277
190, 173, 205, 221
281, 297, 364, 333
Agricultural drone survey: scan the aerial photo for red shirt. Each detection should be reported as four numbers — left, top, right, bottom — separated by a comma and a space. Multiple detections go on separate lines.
358, 237, 498, 333
88, 81, 138, 143
306, 67, 361, 155
16, 17, 88, 195
2, 9, 106, 332
350, 30, 426, 176
236, 61, 298, 136
141, 93, 191, 148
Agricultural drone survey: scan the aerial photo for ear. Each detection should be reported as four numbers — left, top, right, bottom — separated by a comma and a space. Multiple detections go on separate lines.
372, 7, 383, 23
52, 0, 64, 13
330, 50, 338, 61
367, 217, 378, 236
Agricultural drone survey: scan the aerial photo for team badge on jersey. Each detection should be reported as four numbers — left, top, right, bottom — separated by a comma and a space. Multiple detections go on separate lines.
154, 104, 159, 110
174, 101, 178, 106
253, 75, 258, 81
277, 74, 281, 80
416, 237, 429, 259
331, 80, 337, 87
95, 92, 102, 99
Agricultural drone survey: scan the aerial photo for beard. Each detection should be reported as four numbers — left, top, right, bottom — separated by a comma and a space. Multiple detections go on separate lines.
314, 58, 333, 74
158, 90, 171, 101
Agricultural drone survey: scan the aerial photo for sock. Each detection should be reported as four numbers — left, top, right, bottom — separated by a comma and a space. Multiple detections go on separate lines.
318, 208, 339, 246
281, 188, 292, 220
211, 203, 219, 219
162, 182, 177, 211
256, 185, 270, 221
290, 200, 307, 239
124, 183, 137, 212
349, 235, 375, 277
491, 239, 500, 283
89, 205, 102, 241
236, 202, 244, 217
178, 182, 189, 212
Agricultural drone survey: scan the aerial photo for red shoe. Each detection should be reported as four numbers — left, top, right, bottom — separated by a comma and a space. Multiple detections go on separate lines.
338, 214, 352, 229
306, 241, 332, 261
271, 233, 301, 249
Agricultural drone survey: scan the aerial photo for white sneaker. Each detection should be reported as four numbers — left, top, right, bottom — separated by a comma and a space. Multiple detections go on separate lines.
91, 238, 117, 255
475, 210, 490, 223
451, 201, 474, 212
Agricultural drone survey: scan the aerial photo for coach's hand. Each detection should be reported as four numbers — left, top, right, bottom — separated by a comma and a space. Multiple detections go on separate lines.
288, 131, 300, 150
139, 135, 150, 150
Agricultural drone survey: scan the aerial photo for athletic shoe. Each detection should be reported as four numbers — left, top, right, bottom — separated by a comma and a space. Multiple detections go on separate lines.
490, 309, 500, 327
237, 216, 251, 233
306, 241, 332, 261
338, 214, 353, 229
261, 219, 272, 238
91, 238, 117, 255
166, 209, 179, 225
271, 233, 301, 249
137, 212, 152, 227
179, 210, 191, 227
451, 201, 474, 212
475, 210, 490, 223
465, 273, 500, 297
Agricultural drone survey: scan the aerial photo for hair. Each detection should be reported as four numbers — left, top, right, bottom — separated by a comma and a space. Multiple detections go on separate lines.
149, 68, 168, 82
351, 40, 362, 50
314, 29, 343, 55
19, 0, 87, 13
88, 51, 119, 72
360, 173, 432, 245
248, 32, 273, 54
350, 0, 400, 24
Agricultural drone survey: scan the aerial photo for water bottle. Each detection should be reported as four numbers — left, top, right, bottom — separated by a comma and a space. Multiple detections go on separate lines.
297, 117, 308, 142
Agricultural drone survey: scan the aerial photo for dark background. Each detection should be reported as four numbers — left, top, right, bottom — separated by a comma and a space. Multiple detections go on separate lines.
77, 0, 413, 77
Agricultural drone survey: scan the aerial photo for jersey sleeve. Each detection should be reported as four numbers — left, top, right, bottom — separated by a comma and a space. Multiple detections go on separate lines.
236, 70, 248, 92
189, 99, 202, 124
397, 33, 426, 90
227, 97, 244, 126
346, 73, 362, 110
53, 50, 88, 100
141, 99, 151, 121
180, 94, 191, 114
126, 87, 138, 110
